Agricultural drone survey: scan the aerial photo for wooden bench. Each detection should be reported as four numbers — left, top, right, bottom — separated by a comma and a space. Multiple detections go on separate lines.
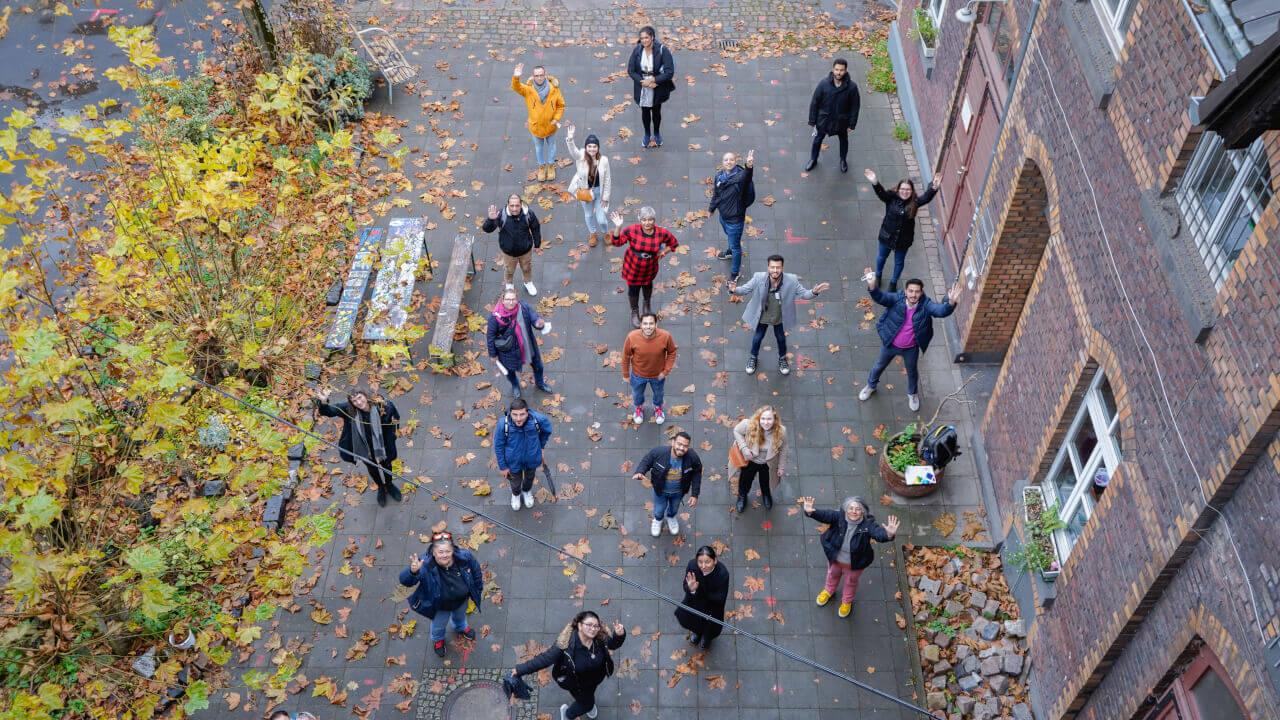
427, 233, 478, 370
324, 227, 383, 350
353, 26, 416, 104
363, 217, 431, 341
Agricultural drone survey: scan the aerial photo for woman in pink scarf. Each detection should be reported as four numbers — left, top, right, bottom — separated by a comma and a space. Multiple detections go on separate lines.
486, 288, 552, 398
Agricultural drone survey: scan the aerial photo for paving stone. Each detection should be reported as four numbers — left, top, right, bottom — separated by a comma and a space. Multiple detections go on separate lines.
979, 620, 1001, 641
1004, 618, 1027, 637
988, 673, 1010, 694
957, 673, 982, 692
955, 644, 973, 661
933, 660, 953, 676
1013, 702, 1034, 720
957, 695, 976, 715
936, 632, 953, 649
922, 644, 942, 664
982, 599, 1001, 616
945, 599, 965, 615
919, 576, 942, 595
1003, 653, 1024, 676
968, 589, 988, 610
979, 657, 1002, 676
927, 692, 948, 711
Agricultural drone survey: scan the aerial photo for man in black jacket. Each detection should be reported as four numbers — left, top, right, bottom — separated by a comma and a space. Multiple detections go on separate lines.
632, 432, 702, 537
483, 193, 542, 295
709, 149, 754, 282
805, 58, 861, 173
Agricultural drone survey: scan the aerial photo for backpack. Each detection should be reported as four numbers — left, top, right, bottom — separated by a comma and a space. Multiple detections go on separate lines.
742, 175, 756, 209
920, 425, 961, 469
502, 413, 543, 438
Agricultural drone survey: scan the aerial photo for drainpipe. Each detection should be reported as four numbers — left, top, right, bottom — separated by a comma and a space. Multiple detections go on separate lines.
953, 0, 1043, 286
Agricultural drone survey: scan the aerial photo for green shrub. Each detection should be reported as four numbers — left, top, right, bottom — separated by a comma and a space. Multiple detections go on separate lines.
149, 69, 234, 146
296, 48, 374, 129
893, 122, 912, 142
866, 39, 897, 94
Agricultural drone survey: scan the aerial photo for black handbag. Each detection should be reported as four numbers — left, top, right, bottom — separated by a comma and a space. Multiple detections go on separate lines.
492, 321, 517, 353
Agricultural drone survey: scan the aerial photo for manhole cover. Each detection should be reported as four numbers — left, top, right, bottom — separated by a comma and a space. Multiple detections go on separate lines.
442, 681, 507, 720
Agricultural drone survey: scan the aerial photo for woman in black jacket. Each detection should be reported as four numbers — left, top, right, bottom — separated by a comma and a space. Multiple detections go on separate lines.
675, 546, 730, 650
802, 496, 899, 618
865, 167, 943, 292
510, 611, 627, 720
627, 25, 675, 149
314, 388, 401, 506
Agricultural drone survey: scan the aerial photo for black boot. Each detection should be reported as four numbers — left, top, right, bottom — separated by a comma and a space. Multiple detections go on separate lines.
735, 495, 747, 513
376, 486, 388, 507
688, 632, 701, 646
699, 635, 713, 650
888, 280, 898, 293
386, 481, 402, 503
762, 493, 773, 510
629, 295, 641, 329
804, 157, 817, 172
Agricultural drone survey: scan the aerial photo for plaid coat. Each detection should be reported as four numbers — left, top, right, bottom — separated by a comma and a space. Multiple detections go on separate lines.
612, 224, 678, 285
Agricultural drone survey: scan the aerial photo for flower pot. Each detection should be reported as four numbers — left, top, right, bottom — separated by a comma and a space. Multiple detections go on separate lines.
168, 630, 195, 650
879, 436, 944, 498
1022, 485, 1061, 581
919, 36, 937, 59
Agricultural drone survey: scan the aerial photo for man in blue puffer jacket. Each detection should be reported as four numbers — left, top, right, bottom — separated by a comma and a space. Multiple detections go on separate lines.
858, 269, 961, 412
494, 397, 554, 511
400, 532, 484, 658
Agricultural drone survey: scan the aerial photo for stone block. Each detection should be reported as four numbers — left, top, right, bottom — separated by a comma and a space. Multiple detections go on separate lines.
933, 660, 953, 676
942, 583, 959, 599
955, 644, 973, 661
957, 695, 976, 715
1004, 618, 1027, 637
957, 673, 982, 692
982, 599, 1001, 616
924, 592, 943, 607
974, 698, 1000, 720
1013, 703, 1033, 720
930, 675, 948, 690
201, 480, 226, 497
961, 656, 979, 675
968, 590, 988, 610
988, 674, 1010, 694
936, 632, 953, 649
922, 644, 942, 664
979, 621, 1001, 641
1003, 653, 1024, 676
909, 574, 920, 588
979, 645, 1001, 659
919, 576, 942, 595
262, 495, 285, 528
979, 657, 1002, 676
288, 442, 307, 462
927, 692, 948, 711
945, 600, 965, 615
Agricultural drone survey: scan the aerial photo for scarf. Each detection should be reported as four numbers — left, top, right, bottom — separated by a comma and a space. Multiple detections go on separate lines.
352, 403, 386, 463
494, 302, 529, 364
534, 78, 550, 103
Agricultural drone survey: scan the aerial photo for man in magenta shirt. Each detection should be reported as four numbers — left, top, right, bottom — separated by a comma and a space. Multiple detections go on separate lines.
858, 269, 961, 411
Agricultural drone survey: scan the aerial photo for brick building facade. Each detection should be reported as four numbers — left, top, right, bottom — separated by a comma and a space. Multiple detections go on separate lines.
889, 1, 1280, 719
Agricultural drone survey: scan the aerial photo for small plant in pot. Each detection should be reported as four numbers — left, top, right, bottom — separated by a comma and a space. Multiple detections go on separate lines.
879, 422, 943, 498
1010, 486, 1067, 581
908, 6, 939, 56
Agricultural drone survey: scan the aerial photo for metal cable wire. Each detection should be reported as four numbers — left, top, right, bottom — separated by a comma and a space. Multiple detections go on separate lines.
15, 287, 942, 719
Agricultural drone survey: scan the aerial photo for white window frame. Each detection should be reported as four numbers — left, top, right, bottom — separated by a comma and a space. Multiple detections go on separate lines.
1174, 132, 1274, 288
926, 0, 947, 24
1090, 0, 1136, 56
1040, 371, 1121, 562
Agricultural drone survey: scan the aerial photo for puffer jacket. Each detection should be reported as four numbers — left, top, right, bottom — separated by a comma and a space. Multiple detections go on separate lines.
872, 181, 939, 250
870, 286, 955, 353
398, 547, 484, 619
514, 619, 626, 693
511, 75, 565, 138
493, 409, 552, 472
808, 72, 860, 135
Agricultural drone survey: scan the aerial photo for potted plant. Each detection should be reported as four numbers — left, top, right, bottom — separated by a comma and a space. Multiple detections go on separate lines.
879, 422, 945, 498
908, 6, 939, 58
1010, 486, 1067, 581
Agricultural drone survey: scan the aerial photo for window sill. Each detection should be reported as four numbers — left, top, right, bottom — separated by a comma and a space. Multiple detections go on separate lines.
1062, 0, 1116, 109
1138, 189, 1217, 344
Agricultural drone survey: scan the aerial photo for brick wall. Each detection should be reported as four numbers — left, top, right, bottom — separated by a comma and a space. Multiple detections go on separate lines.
908, 0, 1280, 717
894, 1, 972, 167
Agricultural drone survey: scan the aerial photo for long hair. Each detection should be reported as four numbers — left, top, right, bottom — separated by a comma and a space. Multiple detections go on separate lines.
584, 144, 598, 185
746, 405, 785, 451
896, 178, 920, 219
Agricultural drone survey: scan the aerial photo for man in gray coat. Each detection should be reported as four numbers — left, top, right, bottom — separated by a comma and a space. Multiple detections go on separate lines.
728, 254, 830, 375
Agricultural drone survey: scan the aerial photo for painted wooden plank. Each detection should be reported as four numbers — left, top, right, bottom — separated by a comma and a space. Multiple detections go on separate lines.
324, 227, 383, 350
363, 217, 426, 341
428, 233, 477, 368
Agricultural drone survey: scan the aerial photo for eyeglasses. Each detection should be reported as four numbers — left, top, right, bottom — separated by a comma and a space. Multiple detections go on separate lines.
579, 621, 600, 629
431, 531, 453, 542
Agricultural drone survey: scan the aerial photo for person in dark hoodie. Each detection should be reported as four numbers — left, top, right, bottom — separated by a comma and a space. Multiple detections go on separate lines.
627, 25, 676, 149
483, 193, 542, 296
400, 531, 482, 658
314, 388, 401, 506
674, 545, 730, 650
709, 149, 755, 282
802, 496, 900, 618
510, 611, 627, 720
865, 167, 944, 292
805, 58, 861, 173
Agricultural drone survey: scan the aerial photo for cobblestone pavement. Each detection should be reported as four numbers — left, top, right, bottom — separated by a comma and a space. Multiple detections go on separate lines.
198, 5, 993, 719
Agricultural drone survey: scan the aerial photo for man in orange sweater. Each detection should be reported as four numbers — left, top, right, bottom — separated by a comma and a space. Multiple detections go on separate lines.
622, 313, 678, 425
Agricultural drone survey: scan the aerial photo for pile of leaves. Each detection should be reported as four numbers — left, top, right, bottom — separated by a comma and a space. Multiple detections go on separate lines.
0, 25, 396, 718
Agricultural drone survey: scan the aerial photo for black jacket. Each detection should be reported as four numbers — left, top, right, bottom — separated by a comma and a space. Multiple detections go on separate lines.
708, 165, 753, 223
481, 205, 541, 256
316, 399, 399, 465
807, 508, 892, 569
873, 181, 938, 250
808, 72, 861, 135
627, 42, 676, 106
674, 558, 730, 639
635, 447, 702, 498
516, 628, 626, 694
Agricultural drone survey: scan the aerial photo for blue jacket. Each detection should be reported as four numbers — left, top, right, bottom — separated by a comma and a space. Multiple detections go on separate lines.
870, 287, 955, 353
494, 409, 552, 472
398, 547, 484, 619
486, 301, 544, 373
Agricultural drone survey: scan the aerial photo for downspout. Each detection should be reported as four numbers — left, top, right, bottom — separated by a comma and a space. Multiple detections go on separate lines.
952, 0, 1043, 286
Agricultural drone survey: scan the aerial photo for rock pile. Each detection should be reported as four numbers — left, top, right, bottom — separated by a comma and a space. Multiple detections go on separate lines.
905, 545, 1034, 720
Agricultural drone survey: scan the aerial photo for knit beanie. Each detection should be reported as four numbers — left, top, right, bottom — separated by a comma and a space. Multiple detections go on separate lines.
584, 134, 600, 148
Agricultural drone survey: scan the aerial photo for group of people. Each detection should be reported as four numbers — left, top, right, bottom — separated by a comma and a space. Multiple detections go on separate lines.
304, 27, 972, 720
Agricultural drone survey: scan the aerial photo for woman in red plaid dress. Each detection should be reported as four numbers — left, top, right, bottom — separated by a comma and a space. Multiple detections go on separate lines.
608, 206, 679, 328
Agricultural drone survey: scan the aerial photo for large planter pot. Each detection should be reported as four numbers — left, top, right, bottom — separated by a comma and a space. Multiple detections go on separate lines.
879, 436, 944, 498
1022, 486, 1062, 582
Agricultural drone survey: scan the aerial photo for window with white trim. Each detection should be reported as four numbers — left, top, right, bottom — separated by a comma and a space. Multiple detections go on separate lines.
1042, 371, 1121, 560
1090, 0, 1136, 55
926, 0, 947, 24
1174, 132, 1275, 288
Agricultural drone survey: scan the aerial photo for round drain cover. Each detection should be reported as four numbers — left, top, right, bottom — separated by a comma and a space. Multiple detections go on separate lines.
441, 680, 509, 720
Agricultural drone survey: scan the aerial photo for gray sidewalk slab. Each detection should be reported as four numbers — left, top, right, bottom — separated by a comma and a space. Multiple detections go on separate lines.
197, 5, 990, 719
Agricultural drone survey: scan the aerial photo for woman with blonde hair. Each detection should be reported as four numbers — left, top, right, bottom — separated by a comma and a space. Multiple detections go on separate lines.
565, 123, 612, 248
731, 405, 789, 513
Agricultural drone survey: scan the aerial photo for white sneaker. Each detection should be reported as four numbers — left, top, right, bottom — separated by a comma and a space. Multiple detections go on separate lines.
650, 518, 662, 537
522, 491, 534, 508
559, 705, 570, 720
653, 407, 665, 425
908, 394, 920, 411
524, 281, 538, 296
633, 406, 644, 425
505, 283, 515, 291
667, 516, 680, 535
510, 492, 521, 510
586, 706, 598, 720
858, 385, 875, 401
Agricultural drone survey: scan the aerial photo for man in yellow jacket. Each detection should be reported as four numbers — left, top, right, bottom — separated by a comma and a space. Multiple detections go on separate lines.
511, 63, 565, 181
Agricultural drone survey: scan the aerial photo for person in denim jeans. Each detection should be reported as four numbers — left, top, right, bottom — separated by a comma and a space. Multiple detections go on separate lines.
511, 63, 565, 181
565, 124, 612, 248
709, 149, 754, 281
622, 313, 677, 425
632, 433, 702, 537
400, 532, 482, 657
